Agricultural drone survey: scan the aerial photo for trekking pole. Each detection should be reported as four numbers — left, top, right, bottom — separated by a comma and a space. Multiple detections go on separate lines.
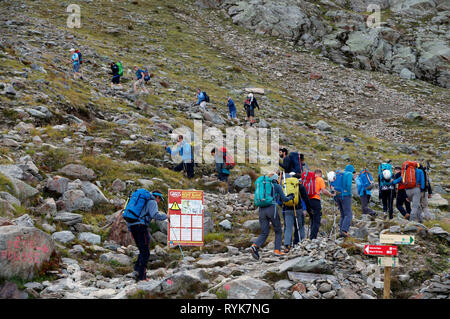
293, 204, 302, 247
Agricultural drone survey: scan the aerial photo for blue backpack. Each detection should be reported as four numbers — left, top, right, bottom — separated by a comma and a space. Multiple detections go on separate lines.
288, 152, 302, 174
122, 189, 153, 223
332, 170, 345, 194
254, 176, 274, 208
359, 169, 374, 191
143, 68, 150, 81
378, 163, 393, 187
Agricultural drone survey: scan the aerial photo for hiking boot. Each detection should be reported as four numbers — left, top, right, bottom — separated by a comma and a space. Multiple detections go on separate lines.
383, 213, 388, 220
404, 213, 410, 220
250, 244, 260, 260
274, 250, 286, 257
283, 246, 290, 253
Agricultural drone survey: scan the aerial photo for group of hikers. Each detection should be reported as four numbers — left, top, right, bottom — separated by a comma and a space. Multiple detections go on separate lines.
249, 151, 434, 259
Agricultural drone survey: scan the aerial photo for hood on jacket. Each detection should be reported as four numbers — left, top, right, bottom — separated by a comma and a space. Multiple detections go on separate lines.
345, 165, 355, 173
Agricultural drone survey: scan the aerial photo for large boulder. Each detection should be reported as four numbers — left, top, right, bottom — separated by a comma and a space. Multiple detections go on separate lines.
226, 276, 274, 299
278, 256, 332, 274
52, 231, 75, 244
234, 175, 252, 189
57, 164, 96, 181
46, 176, 70, 194
107, 211, 135, 247
81, 181, 108, 205
53, 212, 83, 226
61, 189, 94, 212
0, 225, 55, 280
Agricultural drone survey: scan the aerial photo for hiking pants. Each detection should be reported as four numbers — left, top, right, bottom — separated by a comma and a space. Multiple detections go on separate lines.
200, 101, 207, 112
129, 224, 150, 281
406, 187, 422, 222
396, 189, 411, 217
336, 196, 352, 233
255, 205, 282, 251
309, 199, 322, 239
381, 188, 395, 219
174, 161, 194, 178
283, 209, 305, 247
360, 194, 375, 215
420, 191, 432, 219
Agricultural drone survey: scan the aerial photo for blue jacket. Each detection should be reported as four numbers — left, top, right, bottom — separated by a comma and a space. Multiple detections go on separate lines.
136, 69, 144, 80
392, 168, 425, 190
356, 175, 370, 196
227, 99, 236, 112
167, 141, 192, 163
335, 165, 354, 197
126, 199, 167, 228
197, 92, 206, 105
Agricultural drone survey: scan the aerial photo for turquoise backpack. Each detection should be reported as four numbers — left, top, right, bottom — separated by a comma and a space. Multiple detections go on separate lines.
254, 176, 274, 208
378, 163, 393, 187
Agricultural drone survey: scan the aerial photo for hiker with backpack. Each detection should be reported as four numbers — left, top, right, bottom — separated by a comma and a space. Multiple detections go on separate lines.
279, 148, 308, 175
123, 189, 167, 281
418, 162, 433, 220
69, 48, 81, 79
330, 165, 356, 238
166, 134, 194, 179
392, 161, 425, 222
210, 147, 235, 183
133, 66, 149, 94
355, 168, 377, 217
393, 166, 412, 220
195, 89, 209, 112
251, 172, 295, 259
302, 169, 336, 240
227, 97, 237, 122
378, 162, 395, 220
109, 62, 122, 89
280, 172, 311, 251
243, 93, 259, 126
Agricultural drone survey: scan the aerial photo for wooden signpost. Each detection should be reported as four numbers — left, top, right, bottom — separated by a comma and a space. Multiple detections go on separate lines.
372, 234, 415, 299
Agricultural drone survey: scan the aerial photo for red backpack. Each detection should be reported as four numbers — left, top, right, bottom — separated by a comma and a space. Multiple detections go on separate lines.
402, 161, 417, 189
220, 147, 235, 170
301, 171, 318, 199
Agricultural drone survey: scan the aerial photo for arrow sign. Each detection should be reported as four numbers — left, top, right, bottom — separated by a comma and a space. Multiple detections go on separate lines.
364, 245, 398, 256
35, 244, 48, 253
380, 234, 414, 245
378, 257, 399, 267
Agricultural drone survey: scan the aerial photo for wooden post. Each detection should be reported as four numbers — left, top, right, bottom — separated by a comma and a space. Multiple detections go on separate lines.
383, 266, 392, 299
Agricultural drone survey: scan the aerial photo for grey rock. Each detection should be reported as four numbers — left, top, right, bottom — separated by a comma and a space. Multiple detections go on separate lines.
243, 219, 261, 232
219, 219, 232, 230
12, 214, 34, 228
279, 256, 332, 274
52, 231, 75, 244
400, 68, 416, 80
61, 189, 94, 212
227, 275, 274, 299
99, 252, 132, 266
58, 164, 96, 181
81, 181, 108, 205
53, 212, 83, 226
315, 120, 331, 131
234, 175, 252, 189
78, 232, 101, 245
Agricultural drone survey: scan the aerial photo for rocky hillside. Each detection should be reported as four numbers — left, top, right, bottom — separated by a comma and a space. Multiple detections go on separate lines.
203, 0, 450, 88
0, 0, 449, 299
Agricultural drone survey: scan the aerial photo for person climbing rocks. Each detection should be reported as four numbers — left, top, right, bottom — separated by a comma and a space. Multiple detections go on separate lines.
308, 169, 336, 239
125, 190, 167, 281
418, 162, 433, 220
133, 66, 149, 94
393, 166, 411, 220
70, 48, 82, 80
195, 88, 209, 112
392, 161, 425, 222
378, 162, 395, 220
210, 147, 234, 183
251, 172, 295, 260
243, 93, 259, 126
227, 97, 237, 122
166, 134, 194, 179
110, 62, 122, 89
331, 165, 355, 238
356, 168, 377, 217
279, 148, 308, 174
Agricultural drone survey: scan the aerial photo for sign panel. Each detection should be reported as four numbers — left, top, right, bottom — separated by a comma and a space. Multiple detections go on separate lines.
364, 245, 398, 256
378, 257, 399, 267
167, 189, 204, 247
380, 234, 414, 245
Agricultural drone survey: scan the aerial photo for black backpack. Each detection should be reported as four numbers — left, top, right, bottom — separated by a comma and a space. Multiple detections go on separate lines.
203, 92, 210, 103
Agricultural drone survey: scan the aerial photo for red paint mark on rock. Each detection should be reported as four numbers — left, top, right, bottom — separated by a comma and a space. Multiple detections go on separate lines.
224, 284, 230, 291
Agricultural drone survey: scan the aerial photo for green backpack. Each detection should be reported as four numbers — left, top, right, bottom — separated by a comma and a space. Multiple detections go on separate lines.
254, 176, 274, 208
116, 62, 123, 76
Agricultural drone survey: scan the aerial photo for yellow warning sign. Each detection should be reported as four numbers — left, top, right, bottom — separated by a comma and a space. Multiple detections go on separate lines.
170, 201, 181, 211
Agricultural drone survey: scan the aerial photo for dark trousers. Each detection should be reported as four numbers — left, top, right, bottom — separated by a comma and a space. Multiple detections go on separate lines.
130, 224, 150, 280
309, 199, 322, 240
254, 205, 282, 251
174, 161, 194, 178
381, 188, 395, 219
396, 189, 411, 217
218, 172, 229, 182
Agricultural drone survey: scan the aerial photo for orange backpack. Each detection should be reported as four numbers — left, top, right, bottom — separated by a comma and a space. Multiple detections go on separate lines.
402, 161, 417, 189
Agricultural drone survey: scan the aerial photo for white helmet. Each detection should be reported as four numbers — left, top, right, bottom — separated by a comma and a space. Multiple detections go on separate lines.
248, 93, 253, 98
327, 171, 336, 182
382, 169, 392, 180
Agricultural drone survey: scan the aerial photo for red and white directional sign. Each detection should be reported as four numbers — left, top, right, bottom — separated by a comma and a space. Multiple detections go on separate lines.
364, 245, 397, 256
